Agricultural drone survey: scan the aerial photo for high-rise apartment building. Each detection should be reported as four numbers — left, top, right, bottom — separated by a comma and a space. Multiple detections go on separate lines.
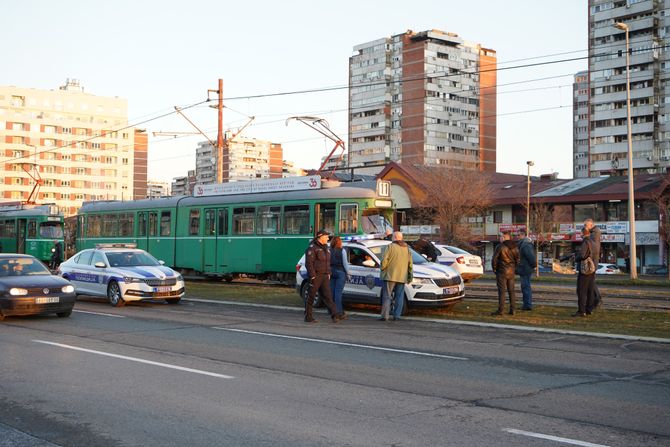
588, 0, 670, 176
348, 29, 497, 172
146, 180, 170, 198
194, 137, 283, 185
0, 79, 144, 215
171, 170, 196, 196
574, 71, 590, 177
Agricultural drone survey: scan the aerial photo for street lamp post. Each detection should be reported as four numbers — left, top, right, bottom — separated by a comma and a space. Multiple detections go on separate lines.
614, 22, 638, 279
526, 161, 536, 276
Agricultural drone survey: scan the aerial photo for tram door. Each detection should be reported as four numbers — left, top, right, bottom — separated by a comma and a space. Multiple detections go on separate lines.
314, 203, 336, 236
136, 212, 149, 251
16, 219, 27, 254
203, 208, 228, 274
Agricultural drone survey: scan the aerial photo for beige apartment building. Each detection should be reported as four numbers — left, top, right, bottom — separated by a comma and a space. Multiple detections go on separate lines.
0, 79, 143, 216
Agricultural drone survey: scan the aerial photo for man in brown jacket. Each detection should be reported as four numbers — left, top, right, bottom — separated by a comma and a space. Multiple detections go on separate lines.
304, 230, 342, 323
491, 231, 520, 316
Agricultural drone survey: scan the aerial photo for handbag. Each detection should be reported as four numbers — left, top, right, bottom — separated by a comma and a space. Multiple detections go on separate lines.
580, 257, 596, 275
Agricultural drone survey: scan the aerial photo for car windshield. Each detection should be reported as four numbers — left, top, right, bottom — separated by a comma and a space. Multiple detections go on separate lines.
446, 245, 470, 255
106, 251, 160, 267
0, 257, 51, 276
369, 244, 429, 264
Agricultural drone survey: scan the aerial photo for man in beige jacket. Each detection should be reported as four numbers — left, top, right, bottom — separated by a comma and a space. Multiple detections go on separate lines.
380, 231, 413, 321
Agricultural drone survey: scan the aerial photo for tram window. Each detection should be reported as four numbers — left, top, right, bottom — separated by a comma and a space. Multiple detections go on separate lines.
102, 213, 118, 237
87, 215, 102, 237
318, 203, 336, 235
28, 220, 37, 238
160, 211, 171, 236
189, 209, 201, 236
283, 205, 309, 235
0, 220, 15, 238
77, 215, 85, 239
257, 206, 280, 235
218, 209, 228, 236
119, 213, 133, 237
339, 204, 359, 234
39, 222, 63, 238
233, 207, 255, 235
138, 213, 147, 237
149, 213, 158, 237
204, 210, 215, 236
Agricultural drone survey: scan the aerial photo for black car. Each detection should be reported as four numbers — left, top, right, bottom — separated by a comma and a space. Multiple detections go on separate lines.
0, 254, 76, 320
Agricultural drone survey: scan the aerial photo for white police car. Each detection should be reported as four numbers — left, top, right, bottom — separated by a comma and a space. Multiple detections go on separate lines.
59, 244, 185, 307
295, 238, 464, 315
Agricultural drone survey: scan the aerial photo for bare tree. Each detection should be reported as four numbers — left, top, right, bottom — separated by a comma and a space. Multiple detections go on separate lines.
414, 166, 492, 247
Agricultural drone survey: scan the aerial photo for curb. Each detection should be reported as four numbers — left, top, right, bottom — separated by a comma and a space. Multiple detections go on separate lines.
185, 298, 670, 344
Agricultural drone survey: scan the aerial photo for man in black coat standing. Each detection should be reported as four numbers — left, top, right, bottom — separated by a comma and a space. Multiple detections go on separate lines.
491, 231, 520, 316
304, 230, 343, 323
516, 229, 537, 311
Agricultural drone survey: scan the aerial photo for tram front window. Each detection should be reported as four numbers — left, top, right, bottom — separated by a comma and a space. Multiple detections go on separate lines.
39, 223, 64, 238
361, 213, 393, 235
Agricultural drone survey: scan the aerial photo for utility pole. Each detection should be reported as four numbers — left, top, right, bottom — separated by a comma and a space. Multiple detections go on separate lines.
208, 79, 225, 183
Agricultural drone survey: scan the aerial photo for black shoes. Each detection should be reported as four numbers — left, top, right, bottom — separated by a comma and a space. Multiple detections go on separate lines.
304, 317, 317, 323
490, 310, 502, 316
521, 307, 532, 311
572, 312, 587, 317
508, 309, 515, 315
378, 316, 388, 321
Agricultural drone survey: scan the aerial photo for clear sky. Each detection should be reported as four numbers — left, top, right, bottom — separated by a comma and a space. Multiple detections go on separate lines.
3, 0, 587, 183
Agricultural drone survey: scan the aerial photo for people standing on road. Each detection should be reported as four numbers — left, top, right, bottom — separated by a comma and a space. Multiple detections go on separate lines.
50, 240, 63, 270
491, 231, 520, 316
383, 228, 393, 240
574, 226, 596, 317
583, 218, 602, 308
516, 229, 537, 311
410, 237, 439, 262
380, 231, 413, 321
329, 236, 350, 316
304, 230, 344, 323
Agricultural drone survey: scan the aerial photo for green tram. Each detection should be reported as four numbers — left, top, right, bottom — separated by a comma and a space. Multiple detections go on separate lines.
75, 179, 394, 282
0, 203, 65, 263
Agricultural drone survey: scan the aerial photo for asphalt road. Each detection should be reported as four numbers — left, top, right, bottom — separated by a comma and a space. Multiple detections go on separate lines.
1, 299, 669, 447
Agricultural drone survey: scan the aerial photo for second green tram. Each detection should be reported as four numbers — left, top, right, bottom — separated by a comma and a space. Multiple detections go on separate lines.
0, 203, 65, 263
75, 181, 394, 282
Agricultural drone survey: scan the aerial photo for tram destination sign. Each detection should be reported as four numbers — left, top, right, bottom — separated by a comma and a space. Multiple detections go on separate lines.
194, 175, 322, 197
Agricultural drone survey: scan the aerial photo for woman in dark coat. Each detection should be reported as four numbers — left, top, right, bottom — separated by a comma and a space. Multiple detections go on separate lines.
574, 226, 596, 317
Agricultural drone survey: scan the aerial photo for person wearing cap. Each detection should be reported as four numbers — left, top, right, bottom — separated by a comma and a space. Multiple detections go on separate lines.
304, 230, 344, 323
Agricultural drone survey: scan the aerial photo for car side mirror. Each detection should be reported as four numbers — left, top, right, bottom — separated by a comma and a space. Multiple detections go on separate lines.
94, 262, 107, 268
159, 260, 165, 265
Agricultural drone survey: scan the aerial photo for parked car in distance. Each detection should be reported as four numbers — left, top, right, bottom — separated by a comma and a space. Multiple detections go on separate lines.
296, 238, 464, 315
0, 254, 75, 320
433, 244, 483, 282
645, 265, 668, 276
596, 263, 622, 275
59, 244, 185, 307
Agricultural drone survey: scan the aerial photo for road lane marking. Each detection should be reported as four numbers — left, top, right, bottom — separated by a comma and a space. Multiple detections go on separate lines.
74, 310, 126, 318
213, 327, 468, 360
503, 428, 611, 447
32, 340, 234, 379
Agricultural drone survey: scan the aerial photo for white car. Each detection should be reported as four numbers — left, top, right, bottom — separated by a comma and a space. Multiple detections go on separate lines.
59, 244, 185, 307
596, 263, 622, 275
295, 238, 464, 315
434, 244, 483, 282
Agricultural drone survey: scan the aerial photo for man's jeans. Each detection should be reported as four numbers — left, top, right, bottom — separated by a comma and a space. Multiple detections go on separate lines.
381, 281, 405, 319
519, 273, 532, 309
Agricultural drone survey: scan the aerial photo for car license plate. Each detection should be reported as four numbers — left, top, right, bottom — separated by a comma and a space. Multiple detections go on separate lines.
443, 286, 459, 295
35, 296, 59, 304
155, 286, 171, 292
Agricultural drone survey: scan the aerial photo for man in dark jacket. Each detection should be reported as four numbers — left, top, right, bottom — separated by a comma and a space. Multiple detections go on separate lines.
574, 226, 596, 317
491, 231, 520, 316
516, 229, 537, 311
410, 238, 439, 262
304, 230, 343, 323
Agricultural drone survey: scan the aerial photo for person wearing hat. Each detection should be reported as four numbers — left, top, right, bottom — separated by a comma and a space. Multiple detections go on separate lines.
304, 230, 344, 323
